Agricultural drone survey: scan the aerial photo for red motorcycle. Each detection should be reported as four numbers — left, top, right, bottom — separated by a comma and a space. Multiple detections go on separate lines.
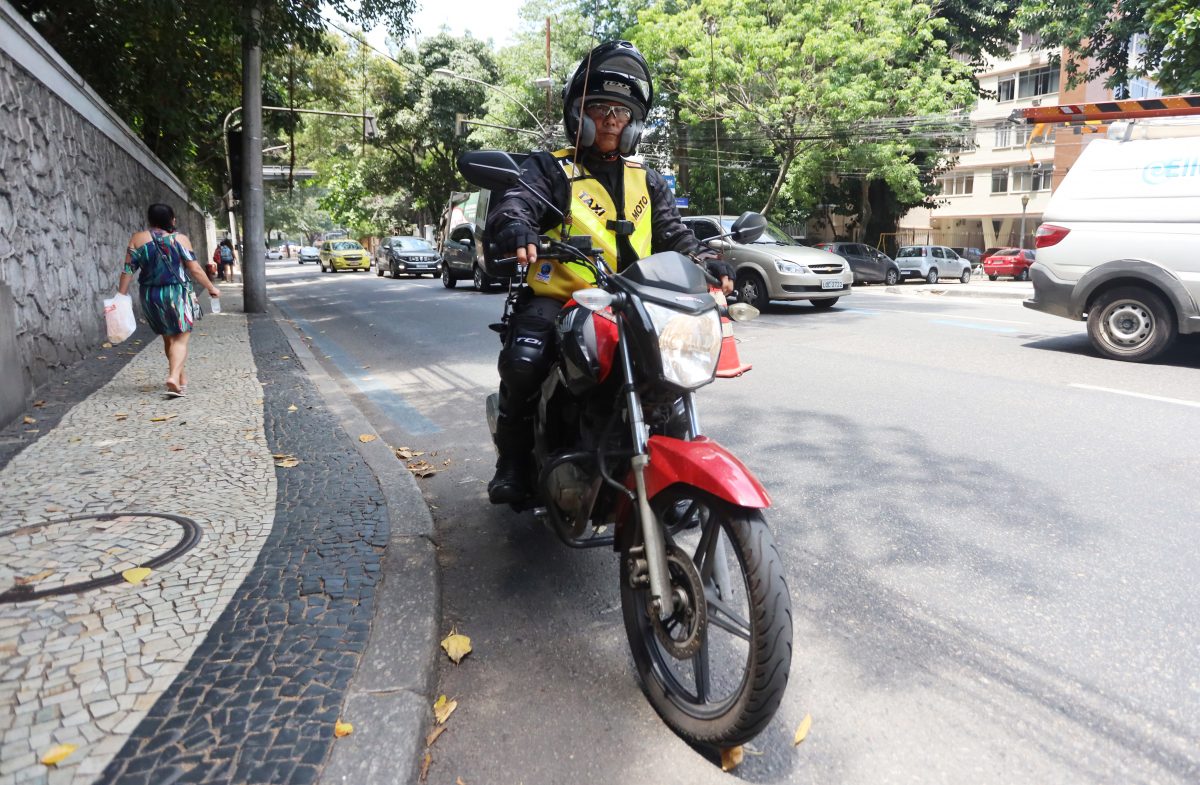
461, 151, 792, 749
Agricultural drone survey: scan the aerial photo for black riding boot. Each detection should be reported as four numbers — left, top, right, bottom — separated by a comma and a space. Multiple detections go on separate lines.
488, 414, 534, 505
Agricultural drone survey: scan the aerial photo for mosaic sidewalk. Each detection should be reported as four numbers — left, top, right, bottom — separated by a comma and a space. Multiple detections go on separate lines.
0, 291, 391, 784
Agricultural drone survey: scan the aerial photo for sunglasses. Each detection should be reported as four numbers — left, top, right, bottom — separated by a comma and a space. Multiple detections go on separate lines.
584, 103, 633, 122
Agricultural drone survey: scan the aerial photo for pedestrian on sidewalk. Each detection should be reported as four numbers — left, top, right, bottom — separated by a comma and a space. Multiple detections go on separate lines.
117, 203, 220, 398
215, 238, 237, 282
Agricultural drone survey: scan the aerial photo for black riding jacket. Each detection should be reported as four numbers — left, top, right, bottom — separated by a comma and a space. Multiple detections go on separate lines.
485, 149, 729, 277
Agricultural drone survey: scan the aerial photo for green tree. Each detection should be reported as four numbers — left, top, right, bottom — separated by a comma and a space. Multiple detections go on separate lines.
12, 0, 418, 206
368, 34, 501, 228
1018, 0, 1200, 93
633, 0, 977, 231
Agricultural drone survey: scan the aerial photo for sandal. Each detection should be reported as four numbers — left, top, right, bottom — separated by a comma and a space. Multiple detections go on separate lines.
165, 381, 185, 398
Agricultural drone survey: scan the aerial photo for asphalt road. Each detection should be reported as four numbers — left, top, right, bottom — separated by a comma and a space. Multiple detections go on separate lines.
267, 259, 1200, 785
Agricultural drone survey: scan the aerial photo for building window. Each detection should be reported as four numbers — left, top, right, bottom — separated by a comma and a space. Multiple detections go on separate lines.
997, 75, 1015, 102
991, 168, 1009, 194
993, 125, 1010, 148
1127, 78, 1162, 99
937, 172, 975, 196
1018, 31, 1043, 51
1032, 165, 1054, 191
1018, 66, 1060, 98
1011, 167, 1032, 193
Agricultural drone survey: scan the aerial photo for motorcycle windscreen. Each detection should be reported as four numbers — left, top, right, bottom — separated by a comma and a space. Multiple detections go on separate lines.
621, 251, 709, 295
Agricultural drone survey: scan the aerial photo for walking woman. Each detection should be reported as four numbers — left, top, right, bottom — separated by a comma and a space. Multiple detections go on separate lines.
117, 203, 220, 397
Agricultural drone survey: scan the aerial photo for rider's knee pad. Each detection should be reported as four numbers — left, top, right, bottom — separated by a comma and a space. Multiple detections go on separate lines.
498, 322, 554, 400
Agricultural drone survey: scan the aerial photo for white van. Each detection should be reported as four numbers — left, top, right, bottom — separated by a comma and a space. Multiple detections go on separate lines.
1023, 119, 1200, 362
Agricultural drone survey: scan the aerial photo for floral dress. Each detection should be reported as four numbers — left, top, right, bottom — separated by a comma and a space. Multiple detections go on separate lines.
123, 230, 199, 335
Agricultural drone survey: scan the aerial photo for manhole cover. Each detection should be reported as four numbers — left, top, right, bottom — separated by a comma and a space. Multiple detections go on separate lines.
0, 512, 201, 603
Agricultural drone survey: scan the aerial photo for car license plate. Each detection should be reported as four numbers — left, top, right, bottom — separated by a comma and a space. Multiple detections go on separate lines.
821, 280, 844, 290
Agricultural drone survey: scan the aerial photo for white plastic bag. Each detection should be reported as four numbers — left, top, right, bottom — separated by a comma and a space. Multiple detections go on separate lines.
103, 292, 136, 344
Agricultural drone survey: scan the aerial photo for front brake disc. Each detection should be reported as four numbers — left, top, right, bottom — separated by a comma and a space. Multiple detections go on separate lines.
649, 544, 708, 659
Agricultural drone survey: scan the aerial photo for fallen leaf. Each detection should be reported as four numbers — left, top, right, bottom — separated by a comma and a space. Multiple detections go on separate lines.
440, 631, 472, 665
169, 445, 185, 452
148, 415, 178, 423
244, 433, 255, 440
394, 447, 415, 460
720, 746, 744, 772
425, 726, 447, 748
101, 342, 112, 348
793, 713, 813, 746
122, 567, 152, 585
456, 779, 467, 785
334, 720, 353, 738
23, 416, 36, 425
15, 569, 55, 586
358, 434, 377, 443
114, 413, 129, 420
97, 356, 107, 360
287, 405, 298, 412
33, 400, 46, 408
442, 459, 451, 466
419, 751, 432, 782
432, 695, 458, 725
40, 743, 77, 766
281, 355, 291, 359
275, 457, 300, 468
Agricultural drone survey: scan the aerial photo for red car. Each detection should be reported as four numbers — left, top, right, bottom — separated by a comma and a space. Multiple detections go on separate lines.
983, 248, 1036, 281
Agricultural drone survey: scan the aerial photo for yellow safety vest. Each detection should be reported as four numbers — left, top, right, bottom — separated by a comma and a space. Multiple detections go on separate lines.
525, 149, 654, 301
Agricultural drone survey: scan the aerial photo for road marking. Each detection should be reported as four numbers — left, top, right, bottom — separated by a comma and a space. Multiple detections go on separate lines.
273, 300, 441, 435
931, 319, 1019, 333
1069, 384, 1200, 409
842, 308, 881, 316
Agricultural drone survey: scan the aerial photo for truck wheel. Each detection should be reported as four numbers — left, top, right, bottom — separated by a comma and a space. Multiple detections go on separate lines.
1086, 286, 1176, 363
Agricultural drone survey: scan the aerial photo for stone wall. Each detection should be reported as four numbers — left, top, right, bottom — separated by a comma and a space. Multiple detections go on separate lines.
0, 1, 205, 428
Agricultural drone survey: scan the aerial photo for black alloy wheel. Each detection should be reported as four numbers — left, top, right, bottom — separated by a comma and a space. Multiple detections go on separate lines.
734, 272, 768, 311
620, 488, 792, 748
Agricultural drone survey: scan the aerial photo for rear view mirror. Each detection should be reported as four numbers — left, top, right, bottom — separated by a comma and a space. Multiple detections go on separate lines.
730, 211, 767, 244
457, 151, 522, 191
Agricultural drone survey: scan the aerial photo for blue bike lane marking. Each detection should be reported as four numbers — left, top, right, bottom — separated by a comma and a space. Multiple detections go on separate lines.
274, 299, 441, 435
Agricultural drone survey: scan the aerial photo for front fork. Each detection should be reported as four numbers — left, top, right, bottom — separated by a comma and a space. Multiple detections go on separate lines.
617, 320, 674, 620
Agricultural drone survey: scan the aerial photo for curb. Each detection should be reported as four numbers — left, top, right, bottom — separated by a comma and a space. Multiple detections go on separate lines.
268, 302, 439, 785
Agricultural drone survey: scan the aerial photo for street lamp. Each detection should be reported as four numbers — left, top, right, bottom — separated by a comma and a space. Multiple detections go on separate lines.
1019, 193, 1031, 249
431, 68, 549, 137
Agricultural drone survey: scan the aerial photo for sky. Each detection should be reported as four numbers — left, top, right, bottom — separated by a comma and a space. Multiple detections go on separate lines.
364, 0, 528, 52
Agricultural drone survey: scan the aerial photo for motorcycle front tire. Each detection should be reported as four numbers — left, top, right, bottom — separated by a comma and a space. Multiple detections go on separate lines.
620, 488, 792, 748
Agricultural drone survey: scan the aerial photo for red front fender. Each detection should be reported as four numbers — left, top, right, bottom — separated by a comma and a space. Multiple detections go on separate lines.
643, 435, 771, 509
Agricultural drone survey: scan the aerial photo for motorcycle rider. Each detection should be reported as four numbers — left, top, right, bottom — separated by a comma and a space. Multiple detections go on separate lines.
485, 40, 734, 505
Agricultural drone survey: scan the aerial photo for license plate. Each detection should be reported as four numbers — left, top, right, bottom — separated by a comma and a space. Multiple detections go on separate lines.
821, 280, 844, 290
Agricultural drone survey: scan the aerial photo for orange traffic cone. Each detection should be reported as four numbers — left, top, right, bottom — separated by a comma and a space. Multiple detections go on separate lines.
715, 313, 751, 378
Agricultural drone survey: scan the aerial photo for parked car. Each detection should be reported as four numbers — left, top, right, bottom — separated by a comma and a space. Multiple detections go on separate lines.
441, 224, 507, 291
983, 248, 1036, 281
297, 245, 320, 265
318, 239, 369, 273
894, 245, 973, 283
814, 242, 900, 285
1025, 121, 1200, 362
683, 215, 853, 309
950, 246, 984, 265
266, 247, 283, 260
980, 247, 1005, 265
375, 236, 442, 279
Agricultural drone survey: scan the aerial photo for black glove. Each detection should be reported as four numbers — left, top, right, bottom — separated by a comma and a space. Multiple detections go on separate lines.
494, 222, 540, 256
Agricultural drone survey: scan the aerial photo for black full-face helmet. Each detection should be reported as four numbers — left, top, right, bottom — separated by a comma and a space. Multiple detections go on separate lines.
562, 40, 654, 156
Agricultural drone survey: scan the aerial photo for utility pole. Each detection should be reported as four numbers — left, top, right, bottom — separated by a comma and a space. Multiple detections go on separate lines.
242, 0, 266, 313
705, 17, 722, 216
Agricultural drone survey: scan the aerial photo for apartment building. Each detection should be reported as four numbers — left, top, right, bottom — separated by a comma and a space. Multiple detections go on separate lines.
898, 35, 1160, 253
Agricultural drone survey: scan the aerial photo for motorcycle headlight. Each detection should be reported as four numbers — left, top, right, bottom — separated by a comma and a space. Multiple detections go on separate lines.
643, 302, 722, 389
774, 259, 809, 274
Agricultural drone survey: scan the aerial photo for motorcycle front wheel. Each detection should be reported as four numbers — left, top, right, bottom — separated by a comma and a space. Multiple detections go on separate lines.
620, 488, 792, 748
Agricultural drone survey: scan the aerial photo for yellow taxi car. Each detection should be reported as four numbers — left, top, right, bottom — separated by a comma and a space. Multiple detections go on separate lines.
318, 239, 370, 273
